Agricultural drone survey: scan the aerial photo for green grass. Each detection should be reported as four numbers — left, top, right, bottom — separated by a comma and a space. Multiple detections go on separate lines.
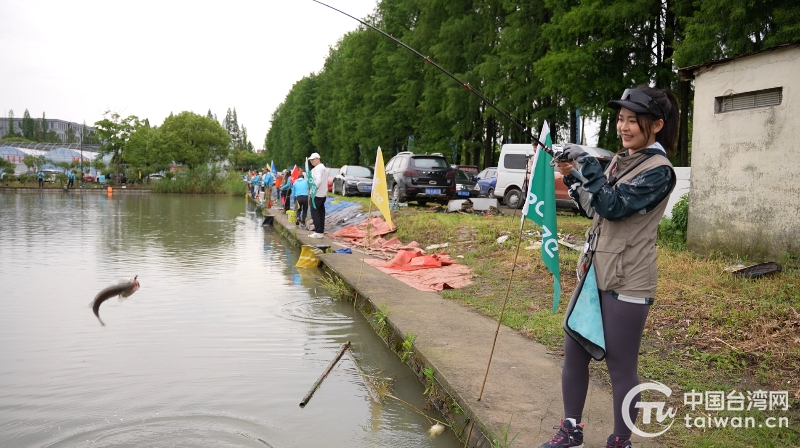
386, 207, 800, 447
152, 169, 246, 194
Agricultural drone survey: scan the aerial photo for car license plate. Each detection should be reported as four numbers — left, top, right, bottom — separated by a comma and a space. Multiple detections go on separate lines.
457, 191, 470, 197
425, 188, 440, 195
363, 185, 372, 191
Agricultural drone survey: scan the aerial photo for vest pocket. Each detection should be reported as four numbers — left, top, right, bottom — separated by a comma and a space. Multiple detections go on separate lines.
594, 235, 626, 289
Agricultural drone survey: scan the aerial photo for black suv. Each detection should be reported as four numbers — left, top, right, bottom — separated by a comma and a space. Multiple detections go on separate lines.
385, 152, 456, 205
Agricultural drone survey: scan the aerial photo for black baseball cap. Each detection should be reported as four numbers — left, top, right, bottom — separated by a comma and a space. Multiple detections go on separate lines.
607, 88, 666, 120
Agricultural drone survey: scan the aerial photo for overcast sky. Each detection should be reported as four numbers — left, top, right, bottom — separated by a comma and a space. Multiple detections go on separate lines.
0, 0, 379, 149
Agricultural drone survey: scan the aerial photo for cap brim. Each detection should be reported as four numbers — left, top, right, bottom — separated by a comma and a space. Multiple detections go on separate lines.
607, 99, 650, 114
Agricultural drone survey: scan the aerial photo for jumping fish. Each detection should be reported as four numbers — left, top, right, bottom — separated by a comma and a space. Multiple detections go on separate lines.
92, 275, 140, 326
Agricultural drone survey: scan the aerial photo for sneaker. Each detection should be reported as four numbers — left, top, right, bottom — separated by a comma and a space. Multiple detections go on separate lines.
605, 434, 632, 448
539, 419, 584, 448
309, 232, 324, 239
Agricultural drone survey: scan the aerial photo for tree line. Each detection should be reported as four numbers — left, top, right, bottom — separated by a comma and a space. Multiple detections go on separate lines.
265, 0, 799, 170
93, 107, 265, 181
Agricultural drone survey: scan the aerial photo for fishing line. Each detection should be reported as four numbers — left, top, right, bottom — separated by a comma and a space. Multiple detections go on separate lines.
310, 0, 553, 155
312, 4, 560, 446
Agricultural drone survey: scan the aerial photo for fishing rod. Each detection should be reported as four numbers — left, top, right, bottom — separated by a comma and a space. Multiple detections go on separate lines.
311, 0, 555, 157
313, 4, 564, 446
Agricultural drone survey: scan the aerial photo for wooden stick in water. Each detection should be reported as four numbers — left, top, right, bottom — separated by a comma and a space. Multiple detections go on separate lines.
299, 341, 351, 408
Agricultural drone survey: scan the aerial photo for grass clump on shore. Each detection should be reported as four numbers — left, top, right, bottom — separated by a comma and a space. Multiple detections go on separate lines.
384, 204, 799, 447
152, 168, 247, 195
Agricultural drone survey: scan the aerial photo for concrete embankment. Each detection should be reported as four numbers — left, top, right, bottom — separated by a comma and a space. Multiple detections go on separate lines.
265, 206, 656, 448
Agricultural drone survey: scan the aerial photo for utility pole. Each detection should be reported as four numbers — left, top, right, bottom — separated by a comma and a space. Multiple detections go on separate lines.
80, 123, 83, 176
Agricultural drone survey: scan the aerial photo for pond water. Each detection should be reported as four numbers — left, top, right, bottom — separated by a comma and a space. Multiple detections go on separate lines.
0, 192, 461, 448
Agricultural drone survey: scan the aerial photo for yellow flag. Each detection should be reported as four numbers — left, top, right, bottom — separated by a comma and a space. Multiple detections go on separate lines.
370, 146, 394, 229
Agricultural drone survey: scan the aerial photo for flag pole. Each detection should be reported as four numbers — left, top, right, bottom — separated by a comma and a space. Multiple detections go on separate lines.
463, 146, 534, 448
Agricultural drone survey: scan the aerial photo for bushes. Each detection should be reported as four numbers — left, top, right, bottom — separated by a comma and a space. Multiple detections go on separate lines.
224, 174, 248, 196
658, 194, 689, 249
152, 167, 247, 195
18, 174, 35, 185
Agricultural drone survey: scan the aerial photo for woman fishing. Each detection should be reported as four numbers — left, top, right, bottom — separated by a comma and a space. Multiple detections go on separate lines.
540, 86, 678, 448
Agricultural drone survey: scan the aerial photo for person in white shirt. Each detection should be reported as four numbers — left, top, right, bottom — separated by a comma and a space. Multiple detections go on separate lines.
308, 153, 328, 238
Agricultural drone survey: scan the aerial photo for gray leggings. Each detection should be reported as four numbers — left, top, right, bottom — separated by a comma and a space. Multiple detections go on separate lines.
562, 290, 650, 438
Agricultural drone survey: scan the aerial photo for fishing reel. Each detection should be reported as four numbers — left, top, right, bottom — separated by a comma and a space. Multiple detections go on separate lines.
548, 144, 568, 167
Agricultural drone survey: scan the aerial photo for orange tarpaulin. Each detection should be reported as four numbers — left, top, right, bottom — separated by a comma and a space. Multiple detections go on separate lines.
331, 217, 394, 243
329, 216, 473, 291
365, 257, 473, 291
383, 251, 456, 270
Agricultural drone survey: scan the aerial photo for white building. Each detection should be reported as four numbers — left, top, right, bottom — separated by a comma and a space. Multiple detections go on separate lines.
679, 41, 800, 260
0, 116, 95, 142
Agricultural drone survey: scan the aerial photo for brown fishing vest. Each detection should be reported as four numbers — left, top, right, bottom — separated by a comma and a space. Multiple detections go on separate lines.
582, 151, 675, 298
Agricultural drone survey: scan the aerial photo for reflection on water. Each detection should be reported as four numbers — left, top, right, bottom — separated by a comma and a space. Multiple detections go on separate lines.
0, 192, 460, 448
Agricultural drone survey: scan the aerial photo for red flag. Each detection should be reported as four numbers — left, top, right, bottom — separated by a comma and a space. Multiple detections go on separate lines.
290, 165, 300, 183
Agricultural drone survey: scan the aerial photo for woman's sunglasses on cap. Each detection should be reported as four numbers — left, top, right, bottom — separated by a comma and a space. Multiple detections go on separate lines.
619, 89, 667, 120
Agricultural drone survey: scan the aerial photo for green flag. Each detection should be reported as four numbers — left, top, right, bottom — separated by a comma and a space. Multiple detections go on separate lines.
522, 121, 561, 313
306, 157, 318, 208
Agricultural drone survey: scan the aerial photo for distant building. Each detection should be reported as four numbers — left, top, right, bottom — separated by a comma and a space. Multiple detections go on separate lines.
679, 41, 800, 260
0, 116, 96, 142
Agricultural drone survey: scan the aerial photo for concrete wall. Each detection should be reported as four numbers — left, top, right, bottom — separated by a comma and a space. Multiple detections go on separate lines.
687, 44, 800, 260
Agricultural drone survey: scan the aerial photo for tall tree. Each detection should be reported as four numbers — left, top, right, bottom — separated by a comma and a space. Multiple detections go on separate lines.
6, 110, 18, 138
21, 110, 35, 140
33, 119, 43, 141
94, 111, 140, 182
158, 112, 230, 169
674, 0, 800, 66
125, 122, 169, 179
535, 0, 672, 149
65, 126, 78, 143
41, 113, 49, 140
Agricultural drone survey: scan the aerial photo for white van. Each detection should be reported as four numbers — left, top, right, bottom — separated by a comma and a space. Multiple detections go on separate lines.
493, 143, 616, 209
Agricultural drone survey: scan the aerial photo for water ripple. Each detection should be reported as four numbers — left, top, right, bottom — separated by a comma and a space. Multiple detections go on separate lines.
0, 193, 460, 448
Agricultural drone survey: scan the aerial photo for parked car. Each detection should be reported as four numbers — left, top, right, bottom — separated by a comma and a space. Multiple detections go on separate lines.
326, 167, 340, 192
494, 143, 616, 209
454, 169, 480, 198
332, 165, 374, 196
475, 167, 497, 197
83, 173, 96, 182
385, 152, 456, 206
452, 164, 479, 177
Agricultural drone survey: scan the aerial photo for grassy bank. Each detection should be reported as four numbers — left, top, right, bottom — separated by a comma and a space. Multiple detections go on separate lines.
355, 202, 799, 447
151, 169, 247, 195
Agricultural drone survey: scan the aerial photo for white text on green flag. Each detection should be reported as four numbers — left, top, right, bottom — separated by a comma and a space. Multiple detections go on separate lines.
521, 121, 561, 313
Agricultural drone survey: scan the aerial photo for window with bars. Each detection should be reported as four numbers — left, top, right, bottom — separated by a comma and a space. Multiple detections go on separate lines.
716, 88, 783, 113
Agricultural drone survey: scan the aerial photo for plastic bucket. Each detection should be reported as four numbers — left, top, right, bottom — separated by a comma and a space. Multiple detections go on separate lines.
286, 210, 296, 225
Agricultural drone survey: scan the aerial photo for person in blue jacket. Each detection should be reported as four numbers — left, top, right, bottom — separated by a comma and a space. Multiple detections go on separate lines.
37, 171, 44, 187
250, 171, 261, 199
262, 168, 275, 205
291, 172, 310, 227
